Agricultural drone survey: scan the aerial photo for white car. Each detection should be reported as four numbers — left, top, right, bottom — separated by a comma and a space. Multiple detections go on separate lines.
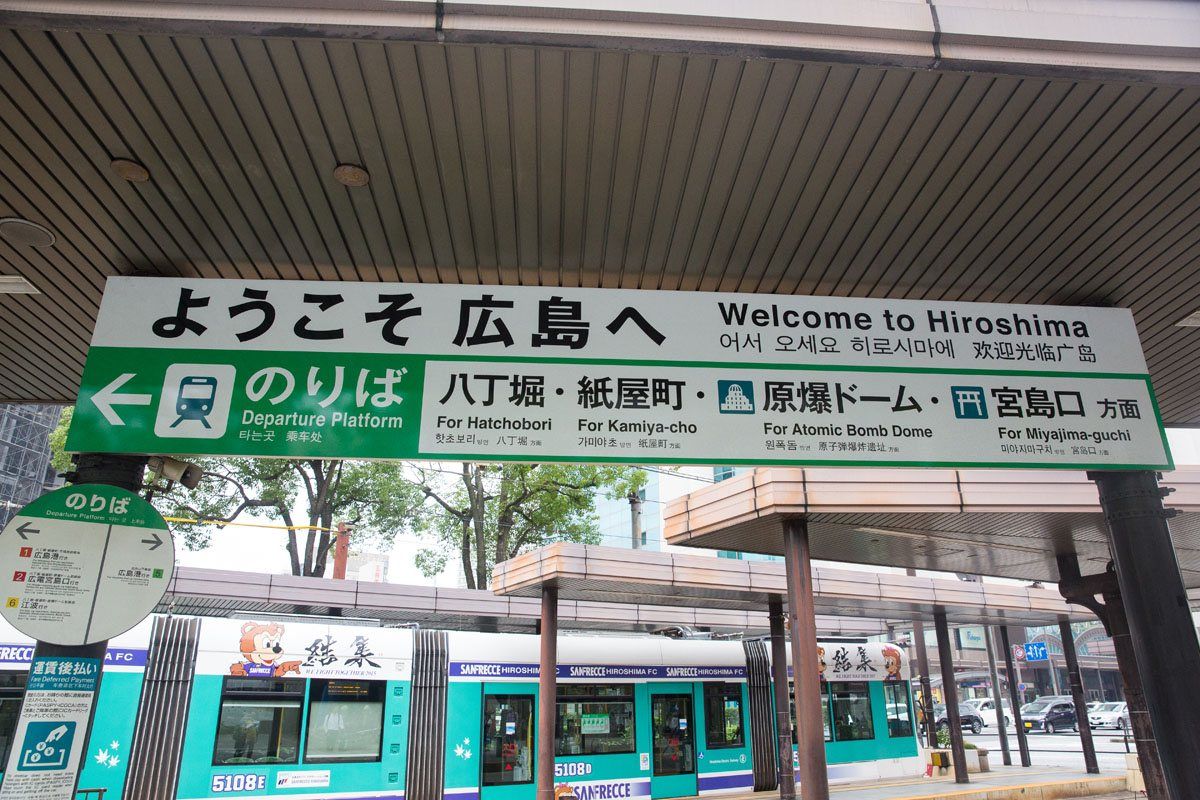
963, 697, 1012, 727
1088, 702, 1129, 731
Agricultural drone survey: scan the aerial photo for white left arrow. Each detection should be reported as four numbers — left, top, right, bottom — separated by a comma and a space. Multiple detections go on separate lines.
92, 373, 152, 425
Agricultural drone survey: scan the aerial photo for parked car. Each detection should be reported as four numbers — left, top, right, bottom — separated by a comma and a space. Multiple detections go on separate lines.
1021, 699, 1078, 734
963, 697, 1012, 727
1089, 702, 1129, 731
934, 703, 984, 735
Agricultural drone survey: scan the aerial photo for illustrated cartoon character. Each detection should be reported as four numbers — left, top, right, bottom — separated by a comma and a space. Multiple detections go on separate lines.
882, 645, 902, 681
817, 646, 826, 681
229, 622, 302, 677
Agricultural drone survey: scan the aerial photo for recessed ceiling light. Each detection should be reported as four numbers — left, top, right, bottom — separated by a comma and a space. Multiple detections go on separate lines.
0, 217, 55, 248
111, 158, 150, 182
1177, 311, 1200, 327
333, 163, 370, 188
0, 275, 39, 294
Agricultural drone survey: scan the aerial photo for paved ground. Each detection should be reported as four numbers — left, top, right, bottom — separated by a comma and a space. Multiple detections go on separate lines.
826, 765, 1125, 800
964, 726, 1135, 772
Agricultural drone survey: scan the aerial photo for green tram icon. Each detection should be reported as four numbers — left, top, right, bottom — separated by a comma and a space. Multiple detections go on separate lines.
171, 375, 218, 429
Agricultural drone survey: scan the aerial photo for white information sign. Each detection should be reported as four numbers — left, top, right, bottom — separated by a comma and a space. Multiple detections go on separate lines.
0, 485, 174, 646
0, 655, 100, 800
67, 278, 1171, 470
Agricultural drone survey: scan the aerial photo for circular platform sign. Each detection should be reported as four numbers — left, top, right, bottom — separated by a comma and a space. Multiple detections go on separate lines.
0, 484, 174, 645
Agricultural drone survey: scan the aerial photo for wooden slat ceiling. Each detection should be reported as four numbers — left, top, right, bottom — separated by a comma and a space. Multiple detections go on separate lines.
2, 25, 1200, 420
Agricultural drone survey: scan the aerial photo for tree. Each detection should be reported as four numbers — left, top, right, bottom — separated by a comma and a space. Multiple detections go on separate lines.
412, 462, 644, 589
49, 408, 425, 577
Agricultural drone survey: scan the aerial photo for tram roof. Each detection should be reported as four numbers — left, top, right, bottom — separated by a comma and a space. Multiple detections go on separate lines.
2, 2, 1200, 422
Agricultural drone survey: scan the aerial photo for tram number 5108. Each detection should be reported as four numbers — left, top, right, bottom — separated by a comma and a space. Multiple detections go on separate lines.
212, 773, 268, 793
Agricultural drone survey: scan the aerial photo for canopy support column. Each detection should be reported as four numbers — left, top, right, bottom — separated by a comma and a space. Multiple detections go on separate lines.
984, 627, 1012, 766
782, 517, 828, 800
998, 626, 1032, 767
537, 586, 558, 800
1058, 616, 1099, 773
768, 598, 796, 800
906, 570, 937, 749
1091, 470, 1200, 800
933, 610, 968, 784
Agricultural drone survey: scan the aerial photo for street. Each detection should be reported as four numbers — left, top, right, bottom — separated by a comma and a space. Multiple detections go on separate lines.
965, 726, 1135, 772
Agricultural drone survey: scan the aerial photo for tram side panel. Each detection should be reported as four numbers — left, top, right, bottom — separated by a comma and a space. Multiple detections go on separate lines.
772, 642, 922, 783
174, 618, 412, 799
0, 616, 150, 799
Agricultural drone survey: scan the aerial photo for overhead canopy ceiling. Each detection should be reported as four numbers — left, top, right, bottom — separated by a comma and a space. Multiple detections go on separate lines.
1, 1, 1200, 422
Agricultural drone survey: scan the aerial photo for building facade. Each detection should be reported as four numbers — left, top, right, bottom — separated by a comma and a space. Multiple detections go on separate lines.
0, 404, 63, 529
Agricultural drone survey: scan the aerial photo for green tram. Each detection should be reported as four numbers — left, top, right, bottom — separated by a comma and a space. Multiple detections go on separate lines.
0, 616, 920, 800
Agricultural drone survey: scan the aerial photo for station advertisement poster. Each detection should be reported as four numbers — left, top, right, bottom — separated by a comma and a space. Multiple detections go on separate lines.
0, 655, 100, 800
66, 278, 1172, 470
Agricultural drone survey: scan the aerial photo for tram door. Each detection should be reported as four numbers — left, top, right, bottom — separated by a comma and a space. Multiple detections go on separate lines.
649, 687, 697, 799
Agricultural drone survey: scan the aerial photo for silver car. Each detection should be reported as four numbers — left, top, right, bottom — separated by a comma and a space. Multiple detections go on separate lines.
1089, 701, 1129, 731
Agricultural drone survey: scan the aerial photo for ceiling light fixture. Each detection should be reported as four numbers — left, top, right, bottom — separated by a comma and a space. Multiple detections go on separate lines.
0, 217, 55, 248
1177, 310, 1200, 327
333, 163, 370, 188
111, 158, 150, 183
0, 275, 40, 294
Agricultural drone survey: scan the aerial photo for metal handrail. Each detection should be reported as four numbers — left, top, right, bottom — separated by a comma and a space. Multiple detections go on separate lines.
77, 789, 107, 799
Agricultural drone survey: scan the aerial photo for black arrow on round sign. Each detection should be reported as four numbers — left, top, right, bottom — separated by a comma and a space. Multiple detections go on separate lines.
142, 531, 163, 551
16, 522, 39, 540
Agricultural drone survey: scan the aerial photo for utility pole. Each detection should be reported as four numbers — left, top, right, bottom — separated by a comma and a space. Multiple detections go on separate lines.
332, 521, 352, 579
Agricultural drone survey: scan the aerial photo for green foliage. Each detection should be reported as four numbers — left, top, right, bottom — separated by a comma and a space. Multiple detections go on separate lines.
47, 406, 73, 475
936, 726, 951, 749
413, 462, 646, 589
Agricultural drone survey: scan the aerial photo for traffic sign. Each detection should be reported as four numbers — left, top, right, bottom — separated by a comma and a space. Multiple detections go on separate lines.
1012, 644, 1026, 662
0, 485, 173, 646
1023, 642, 1049, 662
1018, 683, 1027, 692
65, 277, 1172, 470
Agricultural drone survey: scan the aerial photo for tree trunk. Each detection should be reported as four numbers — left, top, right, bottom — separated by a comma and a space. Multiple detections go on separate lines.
460, 519, 476, 590
469, 465, 488, 589
313, 510, 334, 577
281, 505, 302, 576
496, 469, 512, 564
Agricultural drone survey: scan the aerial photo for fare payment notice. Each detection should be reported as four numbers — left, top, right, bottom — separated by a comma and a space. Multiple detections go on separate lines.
66, 278, 1172, 470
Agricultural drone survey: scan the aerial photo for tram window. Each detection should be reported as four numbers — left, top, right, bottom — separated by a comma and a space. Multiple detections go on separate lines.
483, 695, 534, 785
703, 683, 744, 749
304, 679, 385, 763
787, 681, 832, 743
556, 684, 635, 756
0, 672, 27, 771
829, 682, 874, 742
213, 677, 303, 765
883, 683, 913, 738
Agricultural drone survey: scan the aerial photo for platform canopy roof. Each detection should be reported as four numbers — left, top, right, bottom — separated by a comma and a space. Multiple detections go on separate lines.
663, 466, 1200, 587
1, 1, 1200, 422
159, 564, 895, 637
489, 542, 1100, 626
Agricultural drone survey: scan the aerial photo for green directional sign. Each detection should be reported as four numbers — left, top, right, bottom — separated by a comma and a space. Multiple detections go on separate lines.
0, 484, 173, 646
66, 277, 1172, 470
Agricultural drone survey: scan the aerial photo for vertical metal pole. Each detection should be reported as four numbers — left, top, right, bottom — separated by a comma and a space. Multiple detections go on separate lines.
998, 626, 1032, 767
782, 518, 828, 800
537, 586, 558, 800
906, 570, 937, 750
933, 610, 968, 784
1057, 616, 1099, 773
984, 627, 1011, 765
1092, 470, 1200, 800
1103, 586, 1169, 800
768, 598, 796, 800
